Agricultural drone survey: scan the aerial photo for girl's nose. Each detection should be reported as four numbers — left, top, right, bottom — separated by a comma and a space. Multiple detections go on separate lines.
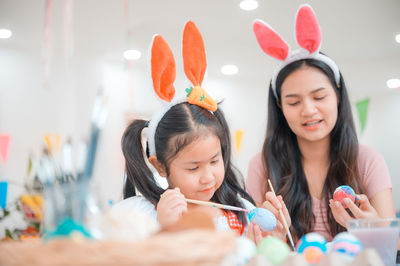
200, 166, 214, 184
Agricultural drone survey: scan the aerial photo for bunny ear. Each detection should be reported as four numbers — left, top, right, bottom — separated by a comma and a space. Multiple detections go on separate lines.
151, 35, 176, 102
296, 4, 321, 53
253, 19, 289, 61
182, 21, 207, 86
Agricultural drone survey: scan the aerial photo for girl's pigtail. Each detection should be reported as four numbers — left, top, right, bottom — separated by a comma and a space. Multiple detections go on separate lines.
121, 119, 164, 205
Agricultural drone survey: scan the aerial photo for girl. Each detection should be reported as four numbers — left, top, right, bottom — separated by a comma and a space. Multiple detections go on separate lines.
247, 5, 395, 242
115, 21, 259, 237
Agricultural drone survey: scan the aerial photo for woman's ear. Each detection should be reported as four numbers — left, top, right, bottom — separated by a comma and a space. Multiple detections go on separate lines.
276, 98, 282, 109
148, 155, 167, 177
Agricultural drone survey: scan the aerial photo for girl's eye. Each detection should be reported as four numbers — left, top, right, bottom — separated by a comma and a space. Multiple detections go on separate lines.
211, 159, 219, 164
288, 102, 300, 106
315, 96, 326, 100
187, 167, 198, 171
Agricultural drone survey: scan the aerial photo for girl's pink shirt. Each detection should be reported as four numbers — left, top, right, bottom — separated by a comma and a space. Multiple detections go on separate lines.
246, 144, 392, 241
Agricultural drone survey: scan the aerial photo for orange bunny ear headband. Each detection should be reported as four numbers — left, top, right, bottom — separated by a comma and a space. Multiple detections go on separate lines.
253, 4, 340, 98
147, 21, 217, 156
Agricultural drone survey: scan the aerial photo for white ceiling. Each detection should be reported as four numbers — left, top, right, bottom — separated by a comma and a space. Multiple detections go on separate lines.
1, 0, 399, 100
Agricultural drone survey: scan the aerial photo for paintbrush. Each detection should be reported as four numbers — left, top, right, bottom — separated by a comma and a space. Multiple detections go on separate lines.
186, 199, 249, 212
267, 179, 296, 251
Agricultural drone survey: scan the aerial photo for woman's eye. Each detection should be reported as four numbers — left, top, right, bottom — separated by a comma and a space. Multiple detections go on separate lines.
187, 167, 198, 171
288, 102, 299, 106
211, 159, 219, 164
315, 96, 326, 100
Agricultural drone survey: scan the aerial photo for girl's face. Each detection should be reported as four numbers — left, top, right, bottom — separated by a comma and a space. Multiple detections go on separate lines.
280, 66, 339, 144
167, 134, 225, 201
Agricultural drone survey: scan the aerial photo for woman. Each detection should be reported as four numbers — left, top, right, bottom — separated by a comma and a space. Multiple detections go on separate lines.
247, 5, 395, 242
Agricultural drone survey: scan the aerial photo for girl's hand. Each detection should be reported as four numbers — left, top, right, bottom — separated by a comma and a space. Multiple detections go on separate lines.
329, 194, 379, 228
261, 192, 291, 240
156, 187, 188, 228
246, 223, 269, 245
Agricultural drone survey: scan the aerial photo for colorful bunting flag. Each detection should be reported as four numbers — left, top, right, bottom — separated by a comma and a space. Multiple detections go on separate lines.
234, 130, 244, 155
356, 98, 370, 134
44, 134, 60, 154
0, 134, 11, 164
0, 182, 8, 209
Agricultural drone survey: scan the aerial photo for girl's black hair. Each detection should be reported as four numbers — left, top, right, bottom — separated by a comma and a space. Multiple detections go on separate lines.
263, 58, 365, 239
122, 102, 255, 224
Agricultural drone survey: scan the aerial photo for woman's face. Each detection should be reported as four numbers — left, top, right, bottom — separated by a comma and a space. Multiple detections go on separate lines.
280, 66, 339, 144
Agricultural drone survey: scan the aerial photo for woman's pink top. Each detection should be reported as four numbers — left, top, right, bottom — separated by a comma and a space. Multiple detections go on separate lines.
246, 145, 392, 241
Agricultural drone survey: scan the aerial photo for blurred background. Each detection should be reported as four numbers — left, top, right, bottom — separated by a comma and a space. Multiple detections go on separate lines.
0, 0, 399, 211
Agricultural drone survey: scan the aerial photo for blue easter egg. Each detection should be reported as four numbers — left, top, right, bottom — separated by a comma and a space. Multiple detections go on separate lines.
331, 232, 362, 257
248, 208, 276, 231
297, 232, 328, 253
297, 233, 327, 263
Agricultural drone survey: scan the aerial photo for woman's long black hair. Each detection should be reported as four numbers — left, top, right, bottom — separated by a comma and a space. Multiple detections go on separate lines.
122, 102, 255, 224
263, 59, 365, 239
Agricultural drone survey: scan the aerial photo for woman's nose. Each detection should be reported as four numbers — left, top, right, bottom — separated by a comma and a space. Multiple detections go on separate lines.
301, 99, 317, 116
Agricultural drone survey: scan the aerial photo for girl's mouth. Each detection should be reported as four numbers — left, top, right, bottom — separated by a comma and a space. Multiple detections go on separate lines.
201, 187, 214, 193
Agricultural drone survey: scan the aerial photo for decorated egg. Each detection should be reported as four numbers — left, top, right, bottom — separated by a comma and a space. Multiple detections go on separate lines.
333, 185, 355, 207
248, 208, 276, 232
258, 236, 291, 265
331, 232, 362, 257
234, 236, 257, 265
297, 232, 327, 264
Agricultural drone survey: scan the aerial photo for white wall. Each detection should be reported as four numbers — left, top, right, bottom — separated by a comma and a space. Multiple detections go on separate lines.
359, 91, 400, 210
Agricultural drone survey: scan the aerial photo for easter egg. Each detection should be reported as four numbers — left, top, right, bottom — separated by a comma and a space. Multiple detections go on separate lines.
333, 185, 355, 207
234, 236, 257, 265
331, 232, 362, 257
297, 232, 327, 263
248, 208, 276, 232
258, 236, 291, 265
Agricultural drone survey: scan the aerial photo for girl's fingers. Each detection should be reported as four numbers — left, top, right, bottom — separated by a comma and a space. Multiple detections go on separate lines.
174, 204, 188, 217
168, 200, 188, 211
253, 224, 264, 245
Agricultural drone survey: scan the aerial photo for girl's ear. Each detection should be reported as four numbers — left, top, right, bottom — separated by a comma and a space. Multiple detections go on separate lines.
148, 155, 167, 177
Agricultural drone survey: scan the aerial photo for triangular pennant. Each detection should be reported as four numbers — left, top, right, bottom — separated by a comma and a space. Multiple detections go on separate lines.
0, 134, 11, 164
0, 182, 8, 209
234, 130, 244, 155
44, 134, 60, 154
356, 98, 370, 134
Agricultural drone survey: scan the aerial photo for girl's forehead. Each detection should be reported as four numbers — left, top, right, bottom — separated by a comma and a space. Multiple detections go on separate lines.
172, 134, 221, 163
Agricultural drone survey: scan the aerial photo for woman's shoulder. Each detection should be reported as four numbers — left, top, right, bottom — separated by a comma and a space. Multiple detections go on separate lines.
357, 144, 391, 198
357, 144, 387, 170
249, 152, 264, 168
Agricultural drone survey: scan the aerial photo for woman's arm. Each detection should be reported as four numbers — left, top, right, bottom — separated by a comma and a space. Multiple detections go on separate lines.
246, 153, 267, 206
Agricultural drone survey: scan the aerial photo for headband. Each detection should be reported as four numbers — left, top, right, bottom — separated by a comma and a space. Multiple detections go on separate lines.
147, 21, 217, 157
253, 4, 340, 98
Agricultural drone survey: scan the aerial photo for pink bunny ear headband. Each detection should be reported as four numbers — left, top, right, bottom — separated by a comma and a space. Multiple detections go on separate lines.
147, 21, 217, 157
253, 4, 340, 99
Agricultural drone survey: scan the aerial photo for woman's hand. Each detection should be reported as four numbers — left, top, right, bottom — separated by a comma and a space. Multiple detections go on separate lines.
329, 194, 379, 228
261, 192, 291, 240
156, 187, 188, 228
